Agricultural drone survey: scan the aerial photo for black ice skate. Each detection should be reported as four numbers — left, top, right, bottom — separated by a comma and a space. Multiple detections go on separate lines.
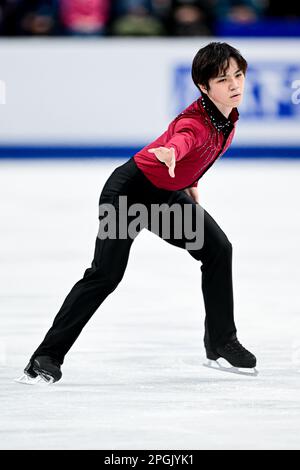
32, 356, 62, 383
204, 338, 258, 376
15, 356, 62, 385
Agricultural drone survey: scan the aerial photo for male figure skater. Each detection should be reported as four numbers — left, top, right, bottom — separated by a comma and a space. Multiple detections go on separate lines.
18, 42, 257, 384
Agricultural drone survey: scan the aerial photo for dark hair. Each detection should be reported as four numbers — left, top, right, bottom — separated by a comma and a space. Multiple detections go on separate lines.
191, 42, 248, 92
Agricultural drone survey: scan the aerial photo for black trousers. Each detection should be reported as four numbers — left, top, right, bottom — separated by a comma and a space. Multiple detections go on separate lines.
31, 157, 237, 364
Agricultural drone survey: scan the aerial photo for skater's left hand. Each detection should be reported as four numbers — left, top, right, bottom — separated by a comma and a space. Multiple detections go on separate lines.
147, 146, 176, 178
184, 187, 200, 204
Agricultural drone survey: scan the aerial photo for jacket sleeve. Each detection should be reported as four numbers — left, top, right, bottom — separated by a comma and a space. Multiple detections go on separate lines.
164, 118, 199, 162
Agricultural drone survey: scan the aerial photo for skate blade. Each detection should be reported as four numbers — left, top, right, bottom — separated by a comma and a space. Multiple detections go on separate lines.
14, 373, 54, 385
203, 360, 259, 377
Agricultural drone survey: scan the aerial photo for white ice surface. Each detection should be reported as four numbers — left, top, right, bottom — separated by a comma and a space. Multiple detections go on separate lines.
0, 158, 299, 450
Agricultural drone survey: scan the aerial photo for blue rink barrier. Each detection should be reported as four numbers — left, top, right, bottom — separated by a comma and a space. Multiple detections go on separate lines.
215, 19, 300, 37
0, 146, 300, 159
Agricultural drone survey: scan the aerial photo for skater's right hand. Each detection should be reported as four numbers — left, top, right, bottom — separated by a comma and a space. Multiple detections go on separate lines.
148, 146, 176, 178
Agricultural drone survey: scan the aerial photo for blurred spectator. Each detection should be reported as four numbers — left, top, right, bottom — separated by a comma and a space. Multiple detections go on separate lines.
58, 0, 111, 36
109, 0, 166, 36
214, 0, 266, 23
111, 0, 153, 17
21, 0, 57, 35
167, 0, 214, 36
0, 0, 57, 35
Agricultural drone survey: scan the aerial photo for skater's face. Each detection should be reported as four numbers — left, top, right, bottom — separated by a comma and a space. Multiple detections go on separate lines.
199, 58, 245, 117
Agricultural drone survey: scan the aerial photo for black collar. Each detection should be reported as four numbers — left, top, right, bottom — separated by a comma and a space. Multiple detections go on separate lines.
200, 93, 239, 135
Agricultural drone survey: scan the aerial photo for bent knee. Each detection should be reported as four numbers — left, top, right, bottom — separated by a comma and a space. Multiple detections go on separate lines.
213, 236, 232, 259
190, 235, 232, 262
83, 266, 124, 287
220, 237, 232, 253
